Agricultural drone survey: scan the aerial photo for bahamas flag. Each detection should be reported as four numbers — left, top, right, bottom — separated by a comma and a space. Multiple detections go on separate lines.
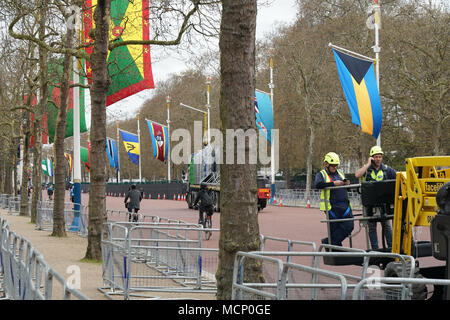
254, 90, 274, 144
106, 137, 119, 170
119, 129, 140, 165
146, 119, 169, 163
83, 0, 154, 106
332, 47, 382, 139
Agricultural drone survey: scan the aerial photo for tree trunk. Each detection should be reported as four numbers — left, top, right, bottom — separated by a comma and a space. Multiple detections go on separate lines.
216, 0, 262, 300
84, 0, 110, 260
51, 22, 75, 237
20, 108, 32, 216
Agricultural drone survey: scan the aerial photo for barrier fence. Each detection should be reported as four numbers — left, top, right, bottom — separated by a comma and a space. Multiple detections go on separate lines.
273, 188, 362, 210
99, 221, 219, 299
0, 216, 89, 300
2, 193, 450, 300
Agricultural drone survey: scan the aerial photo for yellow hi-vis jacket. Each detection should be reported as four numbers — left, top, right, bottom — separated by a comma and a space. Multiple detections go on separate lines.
319, 169, 348, 211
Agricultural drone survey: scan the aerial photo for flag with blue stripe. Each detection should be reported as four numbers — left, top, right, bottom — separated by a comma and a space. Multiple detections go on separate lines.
106, 137, 119, 170
254, 90, 274, 144
332, 48, 382, 139
119, 129, 140, 165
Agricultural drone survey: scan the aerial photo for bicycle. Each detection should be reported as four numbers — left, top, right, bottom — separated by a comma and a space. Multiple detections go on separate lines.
202, 214, 212, 240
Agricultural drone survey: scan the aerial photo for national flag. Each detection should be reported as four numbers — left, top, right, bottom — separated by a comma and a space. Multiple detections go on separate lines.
80, 146, 90, 172
46, 60, 88, 143
254, 96, 260, 114
42, 158, 54, 176
119, 129, 140, 165
254, 90, 274, 144
332, 47, 382, 139
146, 119, 169, 163
25, 94, 49, 147
83, 0, 154, 106
106, 137, 119, 170
64, 152, 73, 173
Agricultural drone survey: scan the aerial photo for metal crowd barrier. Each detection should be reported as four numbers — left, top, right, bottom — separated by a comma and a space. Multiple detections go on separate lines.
99, 220, 219, 300
232, 245, 418, 300
0, 216, 89, 300
274, 188, 362, 210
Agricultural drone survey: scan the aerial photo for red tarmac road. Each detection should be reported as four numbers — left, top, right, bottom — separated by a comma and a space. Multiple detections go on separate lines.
55, 191, 441, 268
67, 192, 368, 251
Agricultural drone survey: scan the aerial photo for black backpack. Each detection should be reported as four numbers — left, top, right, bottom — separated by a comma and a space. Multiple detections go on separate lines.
201, 190, 213, 207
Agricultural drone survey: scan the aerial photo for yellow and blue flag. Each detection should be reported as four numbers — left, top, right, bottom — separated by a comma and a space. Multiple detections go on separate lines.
119, 129, 140, 165
332, 48, 382, 139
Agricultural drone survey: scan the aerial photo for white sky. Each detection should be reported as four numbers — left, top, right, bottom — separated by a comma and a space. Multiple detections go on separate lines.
89, 0, 298, 128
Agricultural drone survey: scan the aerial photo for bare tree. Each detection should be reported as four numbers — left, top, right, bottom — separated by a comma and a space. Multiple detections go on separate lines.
216, 0, 263, 300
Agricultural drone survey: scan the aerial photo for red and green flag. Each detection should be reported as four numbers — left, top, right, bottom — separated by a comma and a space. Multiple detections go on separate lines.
46, 60, 88, 144
83, 0, 154, 106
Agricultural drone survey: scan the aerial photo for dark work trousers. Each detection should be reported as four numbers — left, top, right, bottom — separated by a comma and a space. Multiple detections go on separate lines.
324, 203, 354, 246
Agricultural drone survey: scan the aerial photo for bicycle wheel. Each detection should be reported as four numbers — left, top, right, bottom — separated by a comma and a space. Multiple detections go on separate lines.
203, 216, 212, 240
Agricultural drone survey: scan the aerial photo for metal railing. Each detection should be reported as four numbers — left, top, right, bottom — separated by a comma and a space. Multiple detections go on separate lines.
0, 216, 89, 300
274, 188, 362, 210
99, 220, 219, 299
232, 246, 417, 300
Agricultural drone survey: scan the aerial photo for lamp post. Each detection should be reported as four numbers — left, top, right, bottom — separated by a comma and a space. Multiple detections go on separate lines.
166, 95, 171, 182
205, 77, 211, 145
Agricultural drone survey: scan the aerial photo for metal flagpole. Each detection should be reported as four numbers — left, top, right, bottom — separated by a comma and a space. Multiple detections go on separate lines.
166, 96, 171, 182
373, 1, 381, 146
366, 0, 382, 146
116, 120, 120, 183
71, 8, 82, 231
137, 113, 142, 182
206, 77, 211, 145
269, 57, 276, 204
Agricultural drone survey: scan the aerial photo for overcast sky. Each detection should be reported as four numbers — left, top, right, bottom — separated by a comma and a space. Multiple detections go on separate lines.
95, 0, 298, 127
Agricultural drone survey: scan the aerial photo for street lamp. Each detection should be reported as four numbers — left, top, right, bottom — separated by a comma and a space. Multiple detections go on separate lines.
205, 77, 211, 145
166, 95, 171, 182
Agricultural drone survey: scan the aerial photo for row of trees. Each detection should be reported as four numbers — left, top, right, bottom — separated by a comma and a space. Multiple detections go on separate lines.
0, 0, 448, 299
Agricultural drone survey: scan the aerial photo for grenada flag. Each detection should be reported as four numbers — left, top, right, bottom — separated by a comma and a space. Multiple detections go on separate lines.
83, 0, 154, 106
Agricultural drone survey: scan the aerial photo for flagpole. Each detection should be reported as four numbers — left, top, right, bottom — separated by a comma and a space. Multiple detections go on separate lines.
373, 0, 381, 146
166, 96, 171, 182
137, 113, 142, 183
71, 8, 81, 231
206, 77, 211, 145
116, 120, 120, 183
269, 57, 276, 205
328, 43, 376, 62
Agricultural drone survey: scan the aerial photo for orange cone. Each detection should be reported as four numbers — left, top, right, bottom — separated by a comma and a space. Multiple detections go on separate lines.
163, 194, 166, 200
307, 197, 311, 208
158, 194, 160, 200
279, 196, 284, 207
173, 194, 176, 200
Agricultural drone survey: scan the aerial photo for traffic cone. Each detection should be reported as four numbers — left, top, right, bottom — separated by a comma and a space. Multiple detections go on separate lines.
158, 194, 160, 200
279, 196, 284, 207
163, 194, 166, 200
273, 195, 278, 205
178, 194, 181, 201
307, 197, 311, 208
173, 194, 176, 200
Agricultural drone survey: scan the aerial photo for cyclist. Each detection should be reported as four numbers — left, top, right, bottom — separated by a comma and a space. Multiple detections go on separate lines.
124, 184, 142, 222
193, 183, 214, 225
